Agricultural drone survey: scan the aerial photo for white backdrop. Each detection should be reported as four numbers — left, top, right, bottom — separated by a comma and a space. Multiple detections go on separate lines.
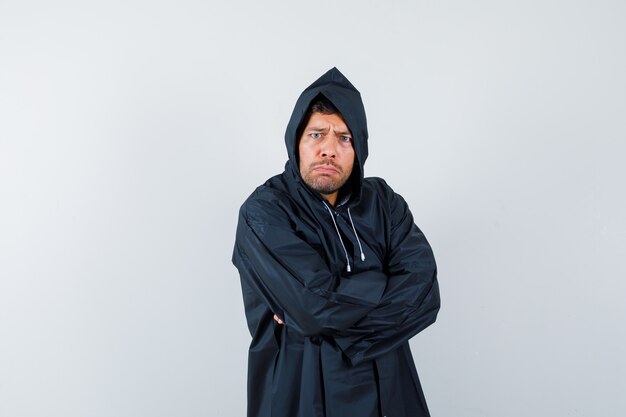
1, 1, 625, 416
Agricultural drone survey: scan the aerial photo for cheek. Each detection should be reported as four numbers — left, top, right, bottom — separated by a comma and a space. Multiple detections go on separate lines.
342, 148, 355, 169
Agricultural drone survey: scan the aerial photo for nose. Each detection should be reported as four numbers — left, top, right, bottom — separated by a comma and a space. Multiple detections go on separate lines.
320, 137, 337, 158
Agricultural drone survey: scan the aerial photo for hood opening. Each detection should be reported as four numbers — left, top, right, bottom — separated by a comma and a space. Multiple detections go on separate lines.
284, 67, 369, 206
294, 92, 355, 162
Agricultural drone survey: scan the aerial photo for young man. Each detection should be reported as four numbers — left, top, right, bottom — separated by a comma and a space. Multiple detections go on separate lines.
233, 67, 440, 417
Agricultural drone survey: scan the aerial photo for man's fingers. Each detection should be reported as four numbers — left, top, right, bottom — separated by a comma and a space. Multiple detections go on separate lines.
273, 314, 284, 324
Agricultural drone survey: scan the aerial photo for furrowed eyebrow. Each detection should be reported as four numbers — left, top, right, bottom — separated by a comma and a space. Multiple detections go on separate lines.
305, 126, 352, 135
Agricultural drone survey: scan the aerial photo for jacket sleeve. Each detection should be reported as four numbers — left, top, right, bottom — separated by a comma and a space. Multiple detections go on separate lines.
233, 194, 390, 337
334, 188, 440, 365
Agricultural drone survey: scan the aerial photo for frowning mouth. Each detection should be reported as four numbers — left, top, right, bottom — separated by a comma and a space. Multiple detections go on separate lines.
311, 163, 341, 174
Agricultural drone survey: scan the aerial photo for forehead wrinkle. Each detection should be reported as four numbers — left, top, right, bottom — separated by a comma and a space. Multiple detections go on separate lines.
304, 114, 352, 136
305, 125, 352, 137
305, 126, 328, 132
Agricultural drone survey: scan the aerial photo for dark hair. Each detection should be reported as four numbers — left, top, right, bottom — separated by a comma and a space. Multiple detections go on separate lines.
297, 94, 341, 140
308, 95, 339, 115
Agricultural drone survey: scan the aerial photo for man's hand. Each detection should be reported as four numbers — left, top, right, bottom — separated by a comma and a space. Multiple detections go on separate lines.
273, 314, 284, 325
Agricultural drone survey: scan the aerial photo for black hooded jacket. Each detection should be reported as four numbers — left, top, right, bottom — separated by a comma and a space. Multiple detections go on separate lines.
233, 68, 440, 417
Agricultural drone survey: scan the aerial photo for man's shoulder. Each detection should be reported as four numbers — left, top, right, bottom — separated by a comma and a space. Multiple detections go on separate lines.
361, 176, 411, 213
246, 175, 286, 200
361, 176, 396, 201
363, 176, 392, 190
238, 173, 294, 219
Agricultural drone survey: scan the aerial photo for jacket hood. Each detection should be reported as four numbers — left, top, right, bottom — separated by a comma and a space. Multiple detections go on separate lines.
284, 67, 369, 205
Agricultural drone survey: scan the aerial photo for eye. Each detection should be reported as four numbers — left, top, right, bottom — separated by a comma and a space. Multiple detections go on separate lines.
341, 136, 352, 143
311, 133, 322, 139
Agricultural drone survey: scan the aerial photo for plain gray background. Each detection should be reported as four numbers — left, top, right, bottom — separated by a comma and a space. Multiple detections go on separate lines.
1, 1, 625, 416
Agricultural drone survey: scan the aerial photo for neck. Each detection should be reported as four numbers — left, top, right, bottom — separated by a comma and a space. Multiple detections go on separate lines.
322, 191, 338, 206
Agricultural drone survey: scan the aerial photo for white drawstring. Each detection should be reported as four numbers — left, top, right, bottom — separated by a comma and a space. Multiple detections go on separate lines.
322, 202, 351, 272
322, 202, 366, 272
347, 208, 365, 261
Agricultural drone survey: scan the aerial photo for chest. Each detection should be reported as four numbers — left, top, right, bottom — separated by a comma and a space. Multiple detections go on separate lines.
292, 204, 390, 278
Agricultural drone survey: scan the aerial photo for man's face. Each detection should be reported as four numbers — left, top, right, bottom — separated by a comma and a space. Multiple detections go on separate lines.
298, 112, 355, 200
